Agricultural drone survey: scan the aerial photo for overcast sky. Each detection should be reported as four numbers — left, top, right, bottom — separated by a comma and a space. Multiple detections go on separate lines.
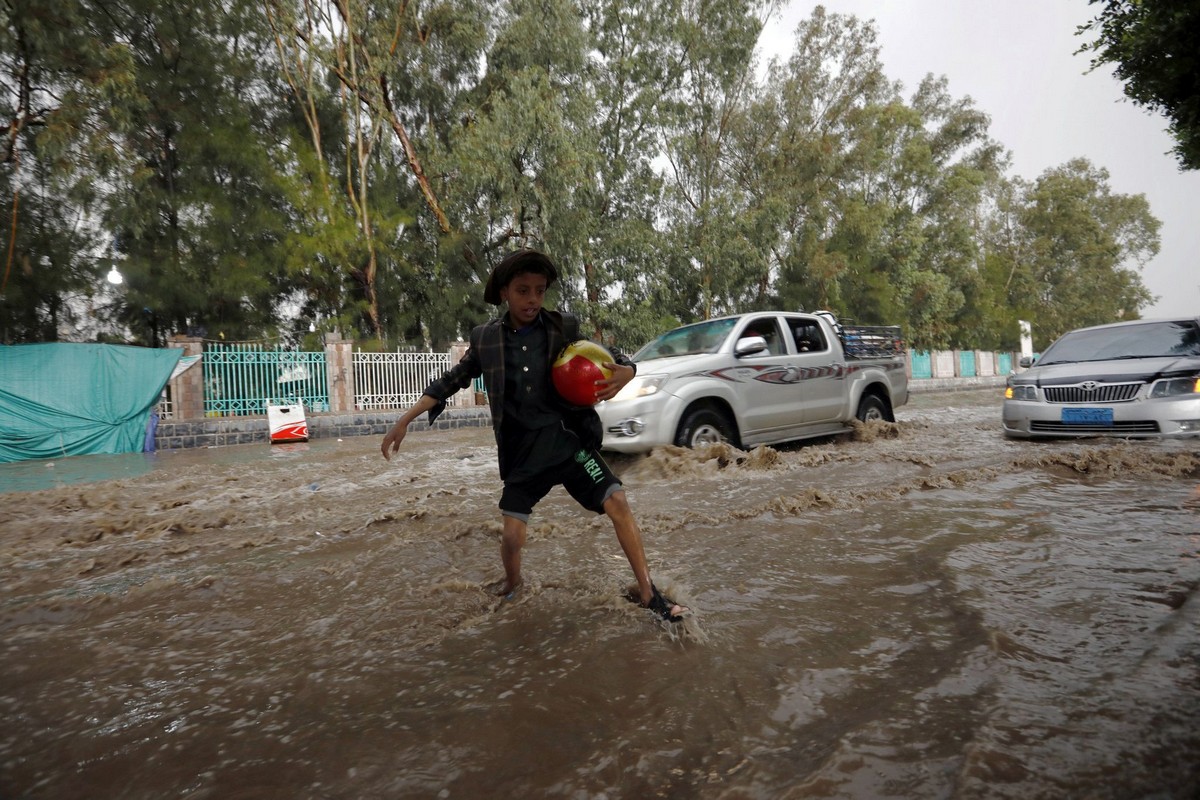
757, 0, 1200, 320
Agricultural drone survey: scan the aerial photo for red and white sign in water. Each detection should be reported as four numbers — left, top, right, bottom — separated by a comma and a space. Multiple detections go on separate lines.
267, 403, 309, 443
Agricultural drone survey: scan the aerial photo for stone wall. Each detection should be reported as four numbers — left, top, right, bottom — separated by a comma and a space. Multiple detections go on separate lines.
155, 407, 493, 451
908, 375, 1006, 393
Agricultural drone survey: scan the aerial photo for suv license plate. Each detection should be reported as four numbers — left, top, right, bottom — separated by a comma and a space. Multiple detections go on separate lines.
1062, 407, 1113, 425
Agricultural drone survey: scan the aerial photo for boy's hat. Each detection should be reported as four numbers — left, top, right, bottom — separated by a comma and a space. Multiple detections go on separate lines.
484, 249, 559, 305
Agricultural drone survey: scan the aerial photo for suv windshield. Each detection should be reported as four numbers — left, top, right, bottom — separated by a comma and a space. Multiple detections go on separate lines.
1038, 320, 1200, 365
634, 318, 738, 361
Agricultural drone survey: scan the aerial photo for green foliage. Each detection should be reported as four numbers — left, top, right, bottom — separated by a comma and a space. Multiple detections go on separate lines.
1012, 159, 1157, 344
1, 0, 1161, 353
654, 0, 771, 322
982, 160, 1158, 346
0, 161, 102, 341
0, 0, 136, 341
1079, 0, 1200, 171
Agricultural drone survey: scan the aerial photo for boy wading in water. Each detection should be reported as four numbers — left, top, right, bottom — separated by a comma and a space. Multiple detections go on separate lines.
381, 249, 687, 622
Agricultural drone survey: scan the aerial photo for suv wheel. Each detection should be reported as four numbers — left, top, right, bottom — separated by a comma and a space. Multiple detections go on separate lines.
675, 408, 737, 448
855, 393, 890, 423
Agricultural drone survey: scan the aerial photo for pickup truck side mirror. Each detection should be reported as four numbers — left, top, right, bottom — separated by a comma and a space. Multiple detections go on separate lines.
735, 335, 768, 357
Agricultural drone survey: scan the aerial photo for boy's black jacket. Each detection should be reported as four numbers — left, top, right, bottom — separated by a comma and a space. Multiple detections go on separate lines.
423, 310, 636, 476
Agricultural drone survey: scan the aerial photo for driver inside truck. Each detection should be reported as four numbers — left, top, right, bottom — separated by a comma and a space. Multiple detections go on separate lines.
742, 320, 784, 355
791, 322, 825, 353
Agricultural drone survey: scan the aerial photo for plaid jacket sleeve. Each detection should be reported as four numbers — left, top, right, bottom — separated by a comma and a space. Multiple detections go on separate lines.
423, 321, 496, 425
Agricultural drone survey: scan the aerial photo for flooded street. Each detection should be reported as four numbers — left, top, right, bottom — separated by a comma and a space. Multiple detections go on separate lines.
2, 389, 1199, 799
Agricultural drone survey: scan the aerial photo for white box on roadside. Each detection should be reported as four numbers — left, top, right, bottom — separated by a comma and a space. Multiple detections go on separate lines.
267, 402, 308, 443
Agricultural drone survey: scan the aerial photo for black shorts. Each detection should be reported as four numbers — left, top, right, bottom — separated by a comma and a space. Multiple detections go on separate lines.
499, 447, 622, 521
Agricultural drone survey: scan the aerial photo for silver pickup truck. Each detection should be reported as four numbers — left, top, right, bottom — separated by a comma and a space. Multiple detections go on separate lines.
597, 311, 909, 452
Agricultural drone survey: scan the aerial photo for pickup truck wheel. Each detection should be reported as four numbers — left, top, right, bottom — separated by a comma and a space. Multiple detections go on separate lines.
675, 408, 736, 449
855, 393, 890, 423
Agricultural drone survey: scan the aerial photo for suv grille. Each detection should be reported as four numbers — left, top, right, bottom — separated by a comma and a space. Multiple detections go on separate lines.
1043, 382, 1142, 404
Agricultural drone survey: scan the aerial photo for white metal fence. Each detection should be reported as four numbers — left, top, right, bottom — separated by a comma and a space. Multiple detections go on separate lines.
352, 351, 454, 410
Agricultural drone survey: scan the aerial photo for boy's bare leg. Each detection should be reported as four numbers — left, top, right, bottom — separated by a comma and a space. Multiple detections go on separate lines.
497, 514, 527, 596
603, 490, 684, 617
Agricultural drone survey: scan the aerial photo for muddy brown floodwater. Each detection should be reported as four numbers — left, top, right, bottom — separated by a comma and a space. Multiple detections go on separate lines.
2, 389, 1199, 799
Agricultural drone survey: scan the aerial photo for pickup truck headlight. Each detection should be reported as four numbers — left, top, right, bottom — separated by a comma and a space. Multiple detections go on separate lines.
1149, 377, 1200, 398
1006, 384, 1038, 401
610, 374, 669, 402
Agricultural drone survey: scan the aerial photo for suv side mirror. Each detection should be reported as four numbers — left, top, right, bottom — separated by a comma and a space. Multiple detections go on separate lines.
735, 335, 768, 357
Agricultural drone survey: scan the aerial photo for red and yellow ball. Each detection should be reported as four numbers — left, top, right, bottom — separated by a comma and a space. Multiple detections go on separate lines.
552, 340, 614, 406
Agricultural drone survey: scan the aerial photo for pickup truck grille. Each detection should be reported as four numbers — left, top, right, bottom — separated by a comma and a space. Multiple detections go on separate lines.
1043, 382, 1142, 404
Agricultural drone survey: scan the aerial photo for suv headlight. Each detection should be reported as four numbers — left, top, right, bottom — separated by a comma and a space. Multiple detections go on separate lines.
1149, 377, 1200, 398
1006, 384, 1038, 401
610, 374, 669, 402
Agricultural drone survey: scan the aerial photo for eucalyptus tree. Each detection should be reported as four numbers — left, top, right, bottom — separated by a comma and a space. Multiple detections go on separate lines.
0, 158, 102, 342
370, 0, 490, 346
1, 0, 138, 341
744, 6, 1005, 349
267, 0, 612, 347
266, 0, 478, 344
740, 7, 894, 319
569, 0, 685, 348
656, 0, 774, 322
994, 158, 1157, 344
437, 0, 596, 315
959, 173, 1030, 350
87, 0, 295, 345
858, 74, 1004, 349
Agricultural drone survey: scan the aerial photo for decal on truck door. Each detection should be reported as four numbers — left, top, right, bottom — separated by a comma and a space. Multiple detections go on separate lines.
691, 361, 901, 385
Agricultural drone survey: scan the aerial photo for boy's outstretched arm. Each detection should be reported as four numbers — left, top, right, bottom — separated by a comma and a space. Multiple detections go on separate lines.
381, 394, 439, 461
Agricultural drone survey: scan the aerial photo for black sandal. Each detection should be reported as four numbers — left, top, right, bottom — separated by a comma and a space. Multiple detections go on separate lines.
633, 583, 687, 623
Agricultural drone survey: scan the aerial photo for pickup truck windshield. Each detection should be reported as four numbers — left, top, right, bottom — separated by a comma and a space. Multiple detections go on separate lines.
1038, 320, 1200, 365
634, 318, 738, 361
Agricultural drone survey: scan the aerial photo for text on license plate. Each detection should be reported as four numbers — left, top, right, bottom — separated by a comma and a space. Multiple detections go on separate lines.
1062, 407, 1113, 425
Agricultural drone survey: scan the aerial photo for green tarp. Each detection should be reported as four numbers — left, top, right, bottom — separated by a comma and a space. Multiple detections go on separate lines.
0, 343, 181, 463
